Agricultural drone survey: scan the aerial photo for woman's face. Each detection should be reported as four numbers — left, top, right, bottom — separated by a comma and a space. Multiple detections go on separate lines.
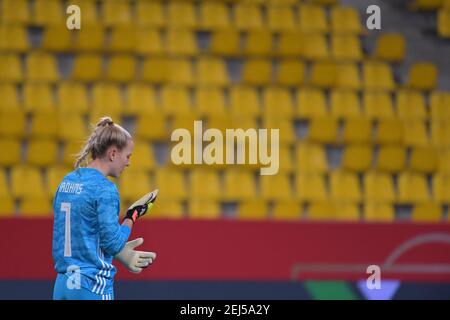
108, 139, 134, 178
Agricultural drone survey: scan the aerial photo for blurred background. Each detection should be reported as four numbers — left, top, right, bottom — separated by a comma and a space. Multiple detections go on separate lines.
0, 0, 450, 300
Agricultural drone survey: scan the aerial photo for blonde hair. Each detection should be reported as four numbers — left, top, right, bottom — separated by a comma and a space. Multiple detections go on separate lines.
74, 117, 132, 168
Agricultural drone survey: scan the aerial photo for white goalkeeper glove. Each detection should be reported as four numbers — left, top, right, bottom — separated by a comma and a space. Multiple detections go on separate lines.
114, 238, 156, 273
124, 189, 159, 223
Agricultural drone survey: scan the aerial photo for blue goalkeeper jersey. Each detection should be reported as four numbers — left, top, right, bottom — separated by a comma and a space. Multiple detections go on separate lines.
52, 167, 130, 295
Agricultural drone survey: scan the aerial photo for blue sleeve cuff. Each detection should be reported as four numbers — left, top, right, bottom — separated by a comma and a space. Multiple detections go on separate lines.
120, 225, 131, 242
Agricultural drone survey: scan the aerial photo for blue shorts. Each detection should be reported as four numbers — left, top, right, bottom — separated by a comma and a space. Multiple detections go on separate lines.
53, 273, 114, 300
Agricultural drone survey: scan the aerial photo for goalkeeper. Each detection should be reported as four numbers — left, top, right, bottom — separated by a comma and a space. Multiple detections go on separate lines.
52, 117, 158, 300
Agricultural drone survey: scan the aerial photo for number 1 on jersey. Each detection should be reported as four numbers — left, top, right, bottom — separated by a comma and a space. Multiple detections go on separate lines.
61, 202, 72, 257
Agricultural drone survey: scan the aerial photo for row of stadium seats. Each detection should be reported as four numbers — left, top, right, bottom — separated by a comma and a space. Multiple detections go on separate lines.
409, 0, 450, 38
1, 139, 448, 173
1, 83, 447, 117
1, 0, 361, 32
0, 55, 437, 90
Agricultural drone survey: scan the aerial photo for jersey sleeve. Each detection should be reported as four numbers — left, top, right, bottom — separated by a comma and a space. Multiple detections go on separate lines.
97, 186, 129, 257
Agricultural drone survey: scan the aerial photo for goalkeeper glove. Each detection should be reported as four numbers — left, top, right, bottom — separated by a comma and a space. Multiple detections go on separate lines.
114, 238, 156, 273
124, 189, 159, 223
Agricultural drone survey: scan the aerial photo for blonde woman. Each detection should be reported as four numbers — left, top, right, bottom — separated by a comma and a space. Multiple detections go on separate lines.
52, 117, 158, 300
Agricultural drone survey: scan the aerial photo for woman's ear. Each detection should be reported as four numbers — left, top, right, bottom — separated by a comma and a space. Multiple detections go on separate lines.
107, 146, 118, 162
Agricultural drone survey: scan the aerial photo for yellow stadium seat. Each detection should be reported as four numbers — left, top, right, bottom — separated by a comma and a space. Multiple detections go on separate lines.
303, 33, 329, 61
135, 113, 167, 141
430, 91, 450, 120
46, 166, 69, 197
309, 61, 337, 88
307, 201, 336, 221
58, 114, 87, 143
188, 200, 221, 220
0, 170, 10, 198
108, 26, 136, 53
167, 59, 195, 86
195, 87, 226, 117
277, 31, 304, 57
69, 0, 97, 25
296, 88, 327, 119
26, 139, 58, 167
335, 203, 360, 221
20, 196, 52, 217
0, 110, 26, 138
296, 143, 328, 173
0, 84, 20, 112
267, 6, 296, 31
237, 200, 268, 220
118, 170, 153, 203
235, 4, 263, 30
62, 141, 82, 167
409, 146, 438, 173
403, 120, 429, 147
342, 117, 372, 144
331, 34, 363, 61
23, 83, 56, 114
170, 114, 202, 138
26, 52, 59, 82
363, 62, 396, 91
209, 30, 240, 56
263, 117, 296, 145
308, 117, 339, 144
243, 31, 273, 56
154, 168, 187, 201
73, 25, 104, 52
136, 28, 164, 56
363, 91, 395, 120
190, 169, 221, 200
260, 174, 293, 201
276, 60, 306, 86
0, 25, 30, 52
199, 1, 230, 29
91, 83, 123, 116
410, 0, 443, 10
398, 173, 430, 203
102, 0, 131, 26
196, 58, 228, 87
141, 57, 168, 83
0, 196, 15, 216
296, 173, 327, 202
376, 146, 406, 173
1, 0, 30, 24
337, 63, 362, 90
364, 171, 396, 203
412, 202, 442, 222
223, 170, 256, 201
135, 0, 165, 27
278, 145, 295, 173
105, 55, 136, 82
330, 6, 363, 34
373, 33, 406, 63
341, 144, 373, 172
438, 9, 450, 38
167, 1, 197, 29
396, 90, 427, 120
405, 63, 438, 91
30, 113, 58, 138
71, 54, 102, 81
129, 142, 155, 172
263, 87, 294, 117
161, 86, 192, 116
364, 203, 395, 222
11, 166, 46, 199
229, 86, 261, 117
124, 84, 158, 116
375, 119, 403, 145
298, 4, 328, 33
438, 150, 450, 174
272, 201, 303, 221
33, 0, 64, 26
41, 26, 72, 52
0, 54, 23, 82
144, 200, 184, 220
330, 90, 361, 119
166, 29, 198, 57
433, 174, 450, 203
57, 82, 88, 115
241, 59, 272, 85
0, 138, 21, 166
330, 171, 362, 202
431, 120, 450, 147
